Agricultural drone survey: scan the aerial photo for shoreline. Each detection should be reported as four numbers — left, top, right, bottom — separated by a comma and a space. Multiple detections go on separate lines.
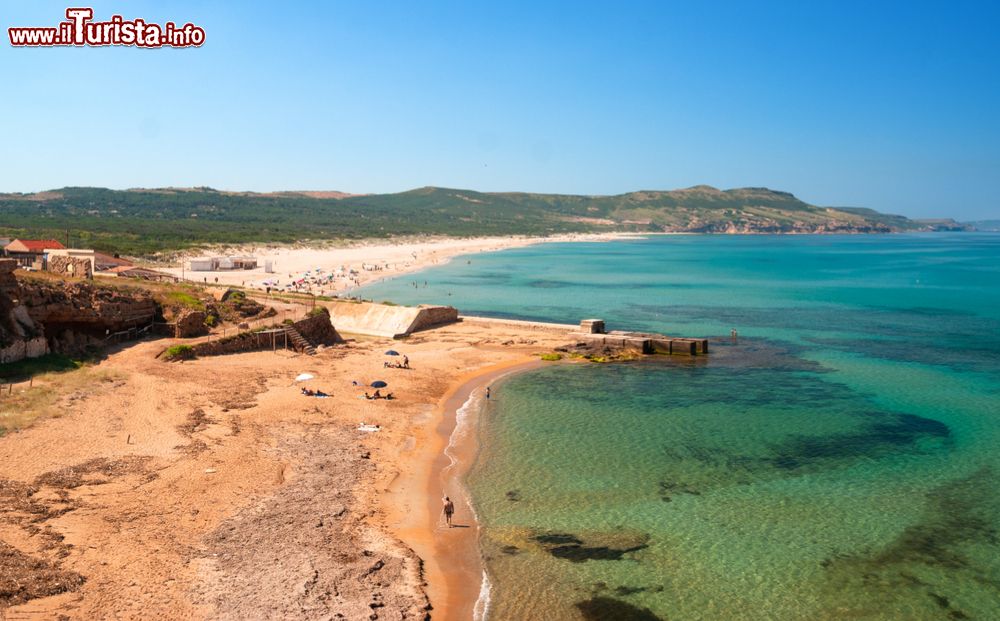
384, 358, 546, 621
158, 233, 642, 294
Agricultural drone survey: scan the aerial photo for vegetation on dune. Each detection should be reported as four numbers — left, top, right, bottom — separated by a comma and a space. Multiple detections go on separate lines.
0, 185, 947, 255
162, 344, 195, 361
164, 290, 206, 312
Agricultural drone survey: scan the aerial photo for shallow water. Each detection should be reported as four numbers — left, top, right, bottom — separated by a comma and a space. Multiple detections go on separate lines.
362, 234, 1000, 620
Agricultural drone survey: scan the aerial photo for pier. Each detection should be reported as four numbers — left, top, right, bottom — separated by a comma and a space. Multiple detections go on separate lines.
570, 318, 708, 356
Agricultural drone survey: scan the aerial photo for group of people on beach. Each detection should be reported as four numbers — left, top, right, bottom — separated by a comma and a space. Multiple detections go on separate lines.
300, 387, 329, 397
364, 390, 395, 400
384, 355, 410, 369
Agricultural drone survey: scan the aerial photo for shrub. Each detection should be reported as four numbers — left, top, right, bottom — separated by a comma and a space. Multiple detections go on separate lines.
307, 306, 328, 317
163, 344, 195, 361
540, 353, 563, 361
165, 291, 205, 311
204, 314, 217, 327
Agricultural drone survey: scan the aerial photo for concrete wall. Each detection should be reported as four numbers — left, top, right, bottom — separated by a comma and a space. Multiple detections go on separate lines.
189, 311, 340, 357
325, 301, 457, 338
295, 309, 343, 345
458, 315, 577, 333
192, 330, 284, 357
407, 305, 459, 333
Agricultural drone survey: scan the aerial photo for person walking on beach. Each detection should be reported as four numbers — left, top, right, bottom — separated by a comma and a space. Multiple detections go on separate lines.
442, 496, 455, 527
486, 386, 491, 400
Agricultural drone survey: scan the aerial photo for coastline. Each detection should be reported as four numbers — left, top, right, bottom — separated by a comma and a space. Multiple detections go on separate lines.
158, 232, 642, 293
384, 358, 546, 621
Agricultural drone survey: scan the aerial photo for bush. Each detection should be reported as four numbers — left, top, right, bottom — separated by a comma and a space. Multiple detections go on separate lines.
165, 291, 206, 311
307, 306, 328, 317
540, 353, 563, 361
163, 344, 195, 361
204, 314, 217, 327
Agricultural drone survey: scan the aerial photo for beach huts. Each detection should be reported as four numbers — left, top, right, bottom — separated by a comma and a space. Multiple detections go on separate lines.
188, 256, 259, 271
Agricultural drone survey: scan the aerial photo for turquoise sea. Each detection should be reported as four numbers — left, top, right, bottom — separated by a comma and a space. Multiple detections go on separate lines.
361, 234, 1000, 621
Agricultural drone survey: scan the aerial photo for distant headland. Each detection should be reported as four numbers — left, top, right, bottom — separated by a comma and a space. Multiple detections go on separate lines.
0, 185, 973, 255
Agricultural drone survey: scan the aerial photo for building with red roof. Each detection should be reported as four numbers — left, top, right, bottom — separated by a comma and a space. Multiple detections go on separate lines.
3, 239, 67, 269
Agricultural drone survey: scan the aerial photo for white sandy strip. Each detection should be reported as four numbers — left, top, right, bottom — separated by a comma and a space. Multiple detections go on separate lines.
158, 234, 640, 294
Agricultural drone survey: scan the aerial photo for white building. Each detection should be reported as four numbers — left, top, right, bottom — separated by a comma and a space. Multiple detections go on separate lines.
187, 256, 259, 271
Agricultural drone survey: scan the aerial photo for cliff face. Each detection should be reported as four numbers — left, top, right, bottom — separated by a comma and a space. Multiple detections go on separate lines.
0, 261, 49, 363
0, 261, 158, 363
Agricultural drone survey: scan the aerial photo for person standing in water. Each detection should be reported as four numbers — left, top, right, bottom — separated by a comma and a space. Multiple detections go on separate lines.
442, 496, 455, 527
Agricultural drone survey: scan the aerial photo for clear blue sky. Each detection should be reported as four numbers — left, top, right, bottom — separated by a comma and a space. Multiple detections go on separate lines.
2, 1, 998, 219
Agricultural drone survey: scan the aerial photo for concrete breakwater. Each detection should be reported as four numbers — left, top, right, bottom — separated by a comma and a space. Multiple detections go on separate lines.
459, 316, 708, 356
569, 319, 708, 356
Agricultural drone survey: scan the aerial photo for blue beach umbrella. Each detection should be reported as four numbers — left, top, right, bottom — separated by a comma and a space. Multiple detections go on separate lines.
384, 350, 400, 356
370, 380, 388, 388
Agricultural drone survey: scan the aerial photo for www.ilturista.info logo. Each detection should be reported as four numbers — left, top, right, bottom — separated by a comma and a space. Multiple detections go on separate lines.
8, 8, 205, 48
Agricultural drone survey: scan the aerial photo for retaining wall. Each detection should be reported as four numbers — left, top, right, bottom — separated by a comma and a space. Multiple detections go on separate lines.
325, 301, 457, 338
189, 310, 341, 357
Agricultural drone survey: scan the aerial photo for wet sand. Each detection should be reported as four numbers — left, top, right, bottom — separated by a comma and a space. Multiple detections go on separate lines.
388, 359, 545, 621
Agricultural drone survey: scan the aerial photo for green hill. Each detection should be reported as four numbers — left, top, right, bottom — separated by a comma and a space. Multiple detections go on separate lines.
0, 185, 943, 255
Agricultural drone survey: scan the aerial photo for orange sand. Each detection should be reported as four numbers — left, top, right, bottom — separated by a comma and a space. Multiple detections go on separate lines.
0, 316, 573, 619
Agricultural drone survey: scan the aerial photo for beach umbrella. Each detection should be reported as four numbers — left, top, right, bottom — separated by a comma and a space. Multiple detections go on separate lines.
370, 380, 388, 388
384, 350, 400, 356
295, 373, 314, 382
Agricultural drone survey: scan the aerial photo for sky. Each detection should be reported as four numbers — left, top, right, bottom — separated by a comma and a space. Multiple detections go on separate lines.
1, 1, 998, 220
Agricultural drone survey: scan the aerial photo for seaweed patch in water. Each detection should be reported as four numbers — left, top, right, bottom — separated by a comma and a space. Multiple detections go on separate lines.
533, 532, 582, 546
575, 596, 664, 621
549, 543, 648, 563
533, 531, 649, 563
768, 412, 951, 471
658, 480, 701, 502
614, 585, 648, 596
819, 468, 998, 619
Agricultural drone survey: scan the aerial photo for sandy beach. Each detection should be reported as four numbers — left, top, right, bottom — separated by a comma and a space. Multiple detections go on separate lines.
158, 233, 638, 294
0, 304, 575, 619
